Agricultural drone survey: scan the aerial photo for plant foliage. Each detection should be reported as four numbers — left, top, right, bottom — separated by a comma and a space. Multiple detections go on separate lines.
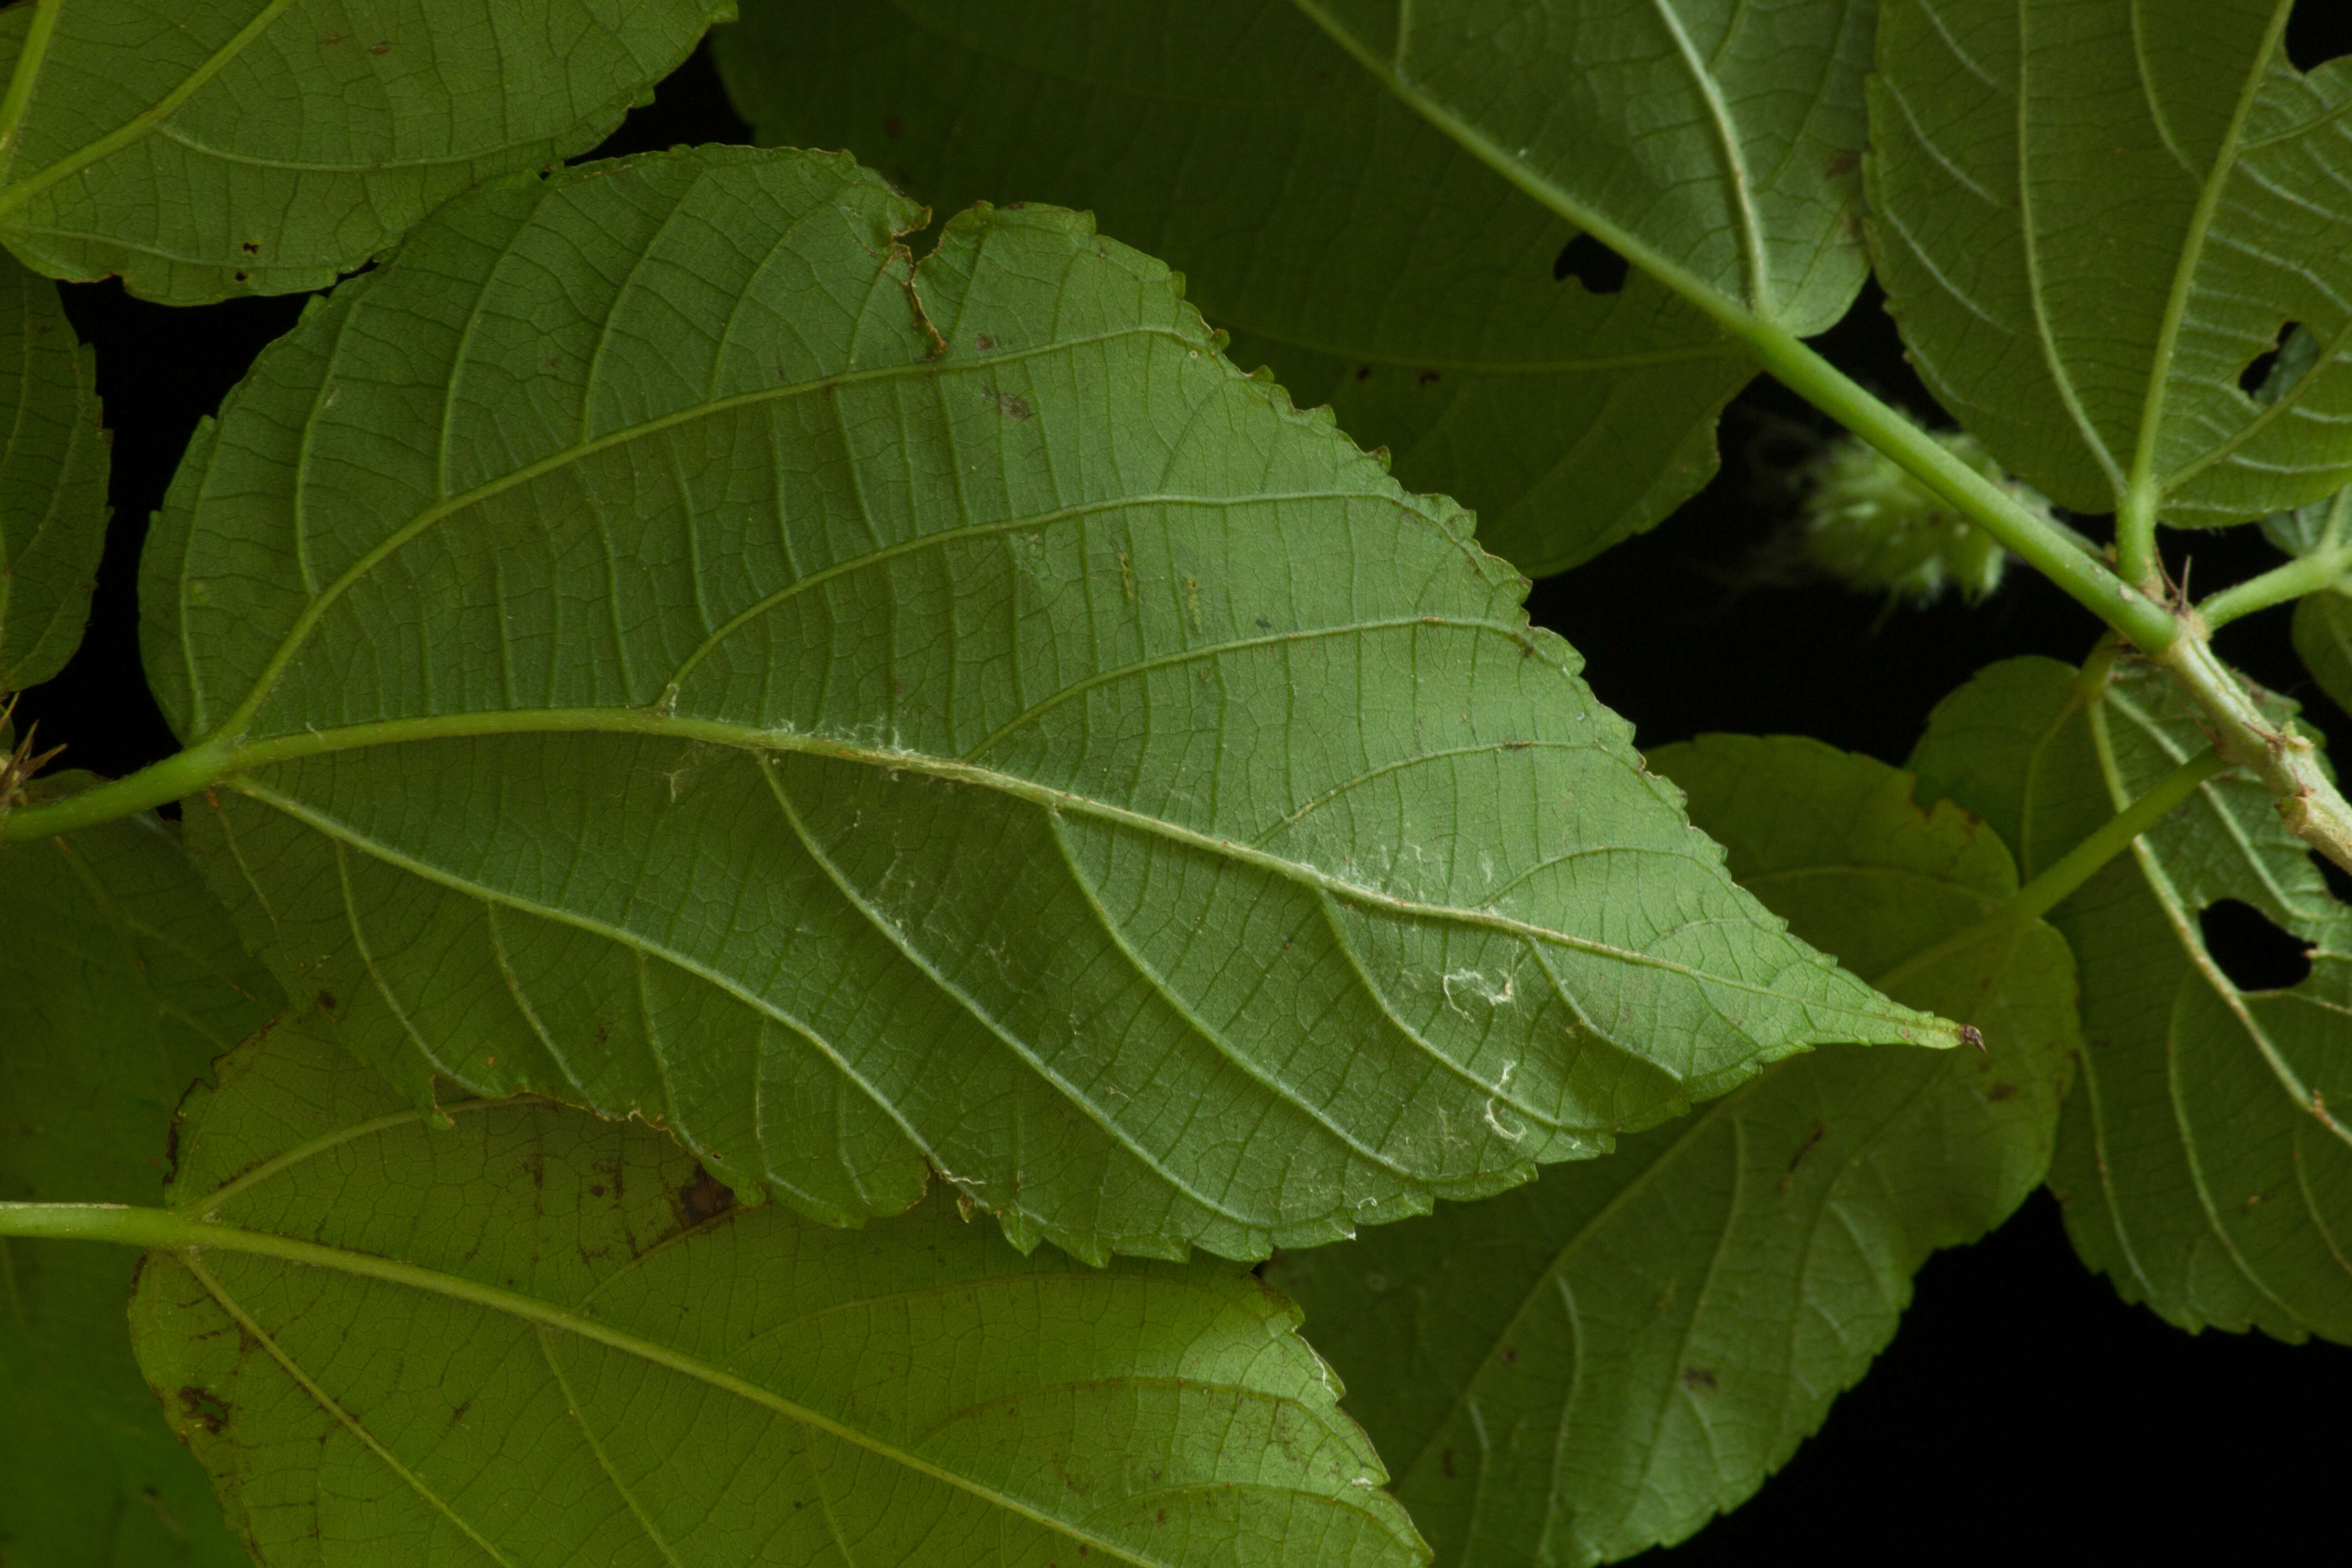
151, 142, 1945, 1266
1269, 736, 2076, 1564
131, 1022, 1423, 1566
4, 1, 2352, 1563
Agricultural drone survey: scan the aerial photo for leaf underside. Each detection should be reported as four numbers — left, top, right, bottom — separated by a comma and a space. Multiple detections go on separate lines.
0, 0, 729, 304
711, 0, 1754, 576
132, 1023, 1425, 1568
1268, 736, 2073, 1566
0, 250, 107, 692
147, 142, 1953, 1266
1913, 657, 2352, 1342
0, 799, 283, 1567
1869, 0, 2352, 526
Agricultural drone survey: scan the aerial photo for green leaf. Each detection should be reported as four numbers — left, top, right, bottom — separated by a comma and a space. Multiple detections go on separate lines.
2294, 588, 2352, 716
1912, 657, 2352, 1341
2256, 481, 2352, 715
1868, 0, 2352, 526
144, 143, 1957, 1265
0, 0, 730, 304
128, 1022, 1425, 1568
710, 0, 1754, 576
0, 250, 106, 693
1, 793, 282, 1566
1264, 736, 2074, 1565
1290, 0, 1876, 333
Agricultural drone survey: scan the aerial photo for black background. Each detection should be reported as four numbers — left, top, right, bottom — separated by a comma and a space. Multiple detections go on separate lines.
19, 11, 2352, 1562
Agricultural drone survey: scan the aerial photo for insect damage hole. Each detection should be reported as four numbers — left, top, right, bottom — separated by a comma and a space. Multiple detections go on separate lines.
2238, 322, 2305, 398
2199, 899, 2312, 991
1553, 232, 1629, 294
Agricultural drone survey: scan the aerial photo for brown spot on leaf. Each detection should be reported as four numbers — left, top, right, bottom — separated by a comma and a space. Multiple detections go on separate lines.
1681, 1367, 1717, 1390
179, 1387, 230, 1434
1827, 150, 1861, 178
885, 116, 904, 139
993, 391, 1032, 420
1441, 1448, 1456, 1479
588, 1183, 606, 1197
368, 41, 392, 54
676, 1165, 736, 1228
1416, 370, 1441, 387
315, 990, 338, 1014
1987, 1082, 2017, 1102
975, 333, 998, 350
240, 240, 260, 256
1354, 364, 1372, 381
1499, 1345, 1518, 1365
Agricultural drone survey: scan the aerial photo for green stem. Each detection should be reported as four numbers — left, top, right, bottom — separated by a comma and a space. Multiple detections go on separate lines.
2147, 633, 2352, 876
2116, 485, 2162, 595
1997, 747, 2225, 926
0, 1202, 202, 1248
2199, 545, 2352, 629
2, 740, 234, 841
1740, 321, 2177, 648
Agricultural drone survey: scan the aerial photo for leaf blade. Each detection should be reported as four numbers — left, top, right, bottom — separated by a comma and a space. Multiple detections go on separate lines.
150, 143, 1956, 1264
1868, 0, 2352, 525
710, 0, 1758, 575
0, 0, 730, 304
132, 1023, 1426, 1568
1911, 656, 2352, 1340
0, 251, 106, 693
1268, 735, 2076, 1565
0, 795, 281, 1567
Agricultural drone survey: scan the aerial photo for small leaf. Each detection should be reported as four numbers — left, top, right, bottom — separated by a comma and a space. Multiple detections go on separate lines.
2256, 480, 2352, 714
1913, 657, 2352, 1341
0, 798, 282, 1566
149, 143, 1957, 1265
1869, 1, 2352, 525
711, 0, 1754, 575
130, 1022, 1426, 1568
2293, 589, 2352, 715
0, 250, 107, 693
1267, 736, 2073, 1565
0, 0, 728, 304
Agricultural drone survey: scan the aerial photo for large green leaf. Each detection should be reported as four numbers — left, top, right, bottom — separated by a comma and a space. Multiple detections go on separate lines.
1266, 736, 2075, 1565
0, 250, 106, 694
1912, 657, 2352, 1341
711, 0, 1754, 575
144, 143, 1955, 1266
0, 0, 729, 304
128, 1022, 1424, 1568
1, 788, 281, 1566
1868, 0, 2352, 527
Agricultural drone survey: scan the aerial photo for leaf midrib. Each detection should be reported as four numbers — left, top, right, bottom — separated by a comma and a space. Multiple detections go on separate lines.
0, 0, 306, 219
2124, 0, 2297, 510
162, 1223, 1185, 1568
206, 706, 1950, 1045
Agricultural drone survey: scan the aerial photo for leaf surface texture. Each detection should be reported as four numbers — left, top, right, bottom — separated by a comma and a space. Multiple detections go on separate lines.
147, 144, 1954, 1264
0, 0, 728, 303
1267, 736, 2073, 1564
1912, 657, 2352, 1340
130, 1023, 1425, 1568
1868, 0, 2352, 525
711, 0, 1757, 575
0, 795, 282, 1566
0, 251, 106, 692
